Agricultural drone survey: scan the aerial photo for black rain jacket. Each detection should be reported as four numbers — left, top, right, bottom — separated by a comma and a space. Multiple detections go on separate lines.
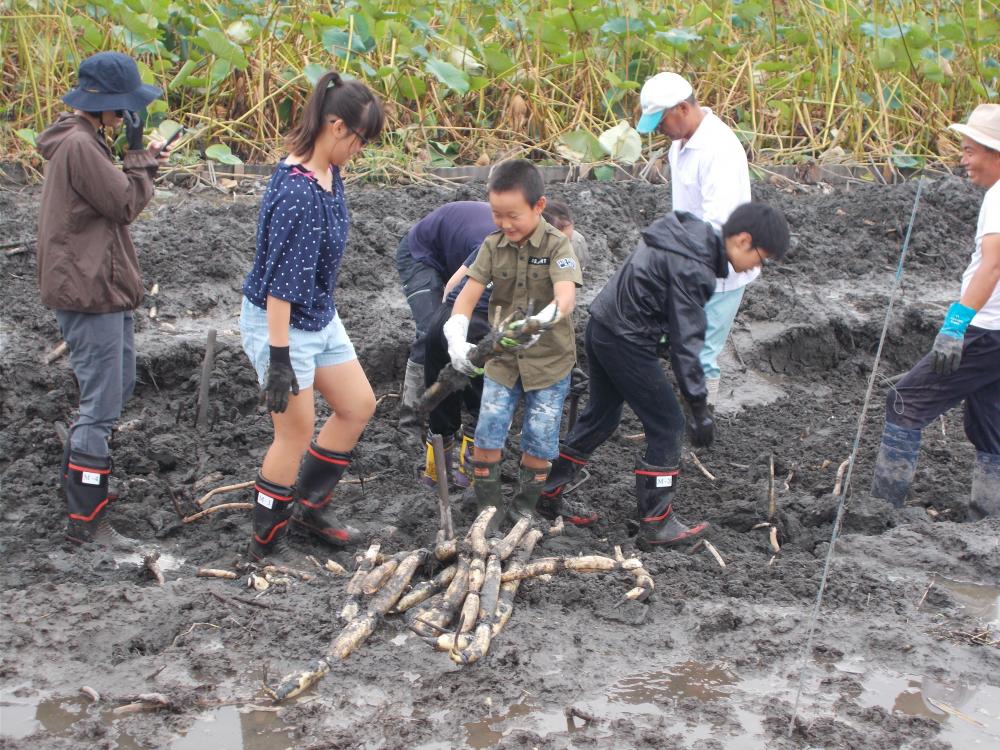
587, 211, 728, 403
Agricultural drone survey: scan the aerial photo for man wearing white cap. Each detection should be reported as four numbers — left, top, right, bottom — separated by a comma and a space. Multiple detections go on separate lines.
870, 104, 1000, 517
636, 72, 754, 406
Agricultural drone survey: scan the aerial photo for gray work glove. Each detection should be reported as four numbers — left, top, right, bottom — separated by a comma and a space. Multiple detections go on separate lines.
930, 333, 964, 376
123, 110, 145, 151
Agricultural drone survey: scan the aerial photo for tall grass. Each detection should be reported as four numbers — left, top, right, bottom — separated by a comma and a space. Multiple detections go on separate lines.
2, 0, 997, 170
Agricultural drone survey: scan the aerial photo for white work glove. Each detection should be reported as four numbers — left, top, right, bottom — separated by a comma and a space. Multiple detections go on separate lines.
443, 314, 480, 376
528, 301, 562, 325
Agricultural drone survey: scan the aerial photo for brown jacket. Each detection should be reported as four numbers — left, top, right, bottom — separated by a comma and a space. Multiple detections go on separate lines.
36, 113, 158, 312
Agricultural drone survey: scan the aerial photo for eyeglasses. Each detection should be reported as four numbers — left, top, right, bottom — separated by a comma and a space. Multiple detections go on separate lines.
330, 118, 368, 147
114, 110, 125, 117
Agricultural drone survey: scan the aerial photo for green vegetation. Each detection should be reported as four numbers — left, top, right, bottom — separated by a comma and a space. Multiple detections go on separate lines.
3, 0, 998, 172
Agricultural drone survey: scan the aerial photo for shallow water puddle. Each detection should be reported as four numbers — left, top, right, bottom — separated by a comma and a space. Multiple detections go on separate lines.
852, 670, 1000, 745
115, 550, 186, 572
460, 660, 766, 748
168, 706, 294, 750
0, 689, 291, 750
931, 574, 1000, 626
0, 692, 141, 748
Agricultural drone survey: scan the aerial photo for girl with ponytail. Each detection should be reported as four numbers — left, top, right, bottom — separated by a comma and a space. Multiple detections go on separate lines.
239, 71, 385, 563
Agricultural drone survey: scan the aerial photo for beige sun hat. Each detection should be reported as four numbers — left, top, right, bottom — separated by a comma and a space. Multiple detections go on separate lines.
948, 104, 1000, 152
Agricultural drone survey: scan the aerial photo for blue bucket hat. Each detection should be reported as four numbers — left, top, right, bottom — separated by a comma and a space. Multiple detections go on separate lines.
62, 52, 161, 113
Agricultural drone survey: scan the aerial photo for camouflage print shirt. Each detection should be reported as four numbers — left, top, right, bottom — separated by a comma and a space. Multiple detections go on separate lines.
466, 218, 583, 391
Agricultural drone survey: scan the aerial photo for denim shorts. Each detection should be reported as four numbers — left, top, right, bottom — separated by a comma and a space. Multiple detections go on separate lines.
475, 373, 571, 459
240, 297, 356, 389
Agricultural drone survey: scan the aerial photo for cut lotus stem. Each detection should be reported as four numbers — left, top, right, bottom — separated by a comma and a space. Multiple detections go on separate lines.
466, 506, 497, 559
689, 451, 716, 481
323, 559, 347, 576
143, 552, 165, 586
262, 565, 315, 582
500, 555, 640, 582
329, 549, 427, 661
492, 529, 543, 638
614, 546, 654, 602
768, 454, 776, 520
408, 555, 470, 639
197, 568, 238, 580
833, 458, 849, 496
341, 543, 381, 621
703, 540, 726, 569
195, 480, 255, 507
546, 517, 565, 538
769, 526, 781, 554
434, 538, 458, 562
454, 557, 486, 637
361, 555, 401, 596
265, 658, 331, 703
182, 502, 253, 523
394, 564, 456, 613
453, 553, 503, 664
490, 516, 531, 561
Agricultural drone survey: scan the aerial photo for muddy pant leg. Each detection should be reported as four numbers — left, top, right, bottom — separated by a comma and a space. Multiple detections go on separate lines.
699, 286, 745, 383
963, 348, 1000, 519
563, 320, 626, 456
55, 310, 130, 458
396, 236, 444, 367
121, 311, 136, 407
875, 327, 1000, 505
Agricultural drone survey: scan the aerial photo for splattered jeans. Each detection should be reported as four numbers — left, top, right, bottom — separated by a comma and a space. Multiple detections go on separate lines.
474, 373, 572, 459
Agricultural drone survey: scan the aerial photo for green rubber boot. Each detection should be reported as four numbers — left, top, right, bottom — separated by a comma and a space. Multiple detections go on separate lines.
508, 463, 550, 525
472, 459, 503, 536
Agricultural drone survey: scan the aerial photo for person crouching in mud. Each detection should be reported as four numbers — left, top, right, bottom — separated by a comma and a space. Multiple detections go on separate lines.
542, 203, 791, 549
36, 51, 170, 550
239, 72, 385, 563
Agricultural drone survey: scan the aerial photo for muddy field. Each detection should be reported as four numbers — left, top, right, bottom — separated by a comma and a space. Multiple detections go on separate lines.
1, 171, 998, 750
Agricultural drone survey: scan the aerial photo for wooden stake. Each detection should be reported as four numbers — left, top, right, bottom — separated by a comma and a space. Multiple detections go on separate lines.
196, 328, 217, 430
430, 434, 454, 540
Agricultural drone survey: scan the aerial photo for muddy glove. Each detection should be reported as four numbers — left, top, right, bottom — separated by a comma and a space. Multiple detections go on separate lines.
264, 345, 299, 413
930, 302, 974, 376
500, 301, 560, 349
122, 110, 145, 151
569, 366, 589, 397
687, 400, 715, 448
444, 314, 482, 376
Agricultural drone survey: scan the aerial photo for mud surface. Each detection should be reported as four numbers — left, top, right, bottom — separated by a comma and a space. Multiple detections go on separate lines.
1, 174, 998, 749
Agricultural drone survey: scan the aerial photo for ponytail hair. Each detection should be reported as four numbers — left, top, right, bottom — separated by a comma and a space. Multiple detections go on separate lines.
285, 71, 385, 159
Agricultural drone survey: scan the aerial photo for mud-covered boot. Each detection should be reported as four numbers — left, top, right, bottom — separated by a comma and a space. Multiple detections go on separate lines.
454, 426, 475, 489
970, 451, 1000, 520
472, 459, 504, 536
422, 432, 456, 488
65, 450, 140, 551
537, 445, 598, 526
290, 444, 363, 547
397, 359, 425, 448
508, 463, 550, 524
247, 474, 298, 563
870, 423, 921, 508
635, 460, 709, 550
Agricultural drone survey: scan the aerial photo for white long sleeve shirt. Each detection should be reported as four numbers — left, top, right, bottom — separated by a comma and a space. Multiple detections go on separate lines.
668, 108, 756, 292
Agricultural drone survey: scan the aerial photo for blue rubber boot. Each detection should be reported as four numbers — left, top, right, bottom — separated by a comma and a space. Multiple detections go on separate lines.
870, 423, 922, 508
970, 451, 1000, 520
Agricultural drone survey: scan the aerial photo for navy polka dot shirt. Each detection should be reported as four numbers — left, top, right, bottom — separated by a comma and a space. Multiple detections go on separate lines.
242, 161, 349, 331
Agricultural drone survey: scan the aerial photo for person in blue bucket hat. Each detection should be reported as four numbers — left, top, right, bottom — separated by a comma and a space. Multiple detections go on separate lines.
36, 51, 171, 550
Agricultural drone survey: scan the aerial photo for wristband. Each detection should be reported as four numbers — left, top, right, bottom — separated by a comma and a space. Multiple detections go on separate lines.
269, 345, 292, 366
938, 302, 976, 339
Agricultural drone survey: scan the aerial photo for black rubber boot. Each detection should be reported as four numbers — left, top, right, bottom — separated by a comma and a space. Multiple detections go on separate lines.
508, 463, 550, 524
290, 443, 362, 547
635, 460, 709, 550
870, 423, 921, 508
970, 450, 1000, 520
472, 459, 503, 536
65, 449, 140, 552
247, 473, 298, 563
537, 445, 598, 526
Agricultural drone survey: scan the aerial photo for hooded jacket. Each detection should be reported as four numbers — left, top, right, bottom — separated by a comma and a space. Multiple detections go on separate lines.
588, 211, 728, 403
36, 113, 158, 313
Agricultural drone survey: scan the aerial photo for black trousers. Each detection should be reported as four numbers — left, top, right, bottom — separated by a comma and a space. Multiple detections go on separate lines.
565, 319, 685, 466
423, 303, 492, 437
886, 326, 1000, 454
395, 236, 444, 366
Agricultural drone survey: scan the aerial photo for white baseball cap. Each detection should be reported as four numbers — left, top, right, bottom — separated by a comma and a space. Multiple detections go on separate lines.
636, 72, 694, 134
948, 103, 1000, 153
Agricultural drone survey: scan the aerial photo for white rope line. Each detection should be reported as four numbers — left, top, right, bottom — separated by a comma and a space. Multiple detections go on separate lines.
788, 177, 925, 736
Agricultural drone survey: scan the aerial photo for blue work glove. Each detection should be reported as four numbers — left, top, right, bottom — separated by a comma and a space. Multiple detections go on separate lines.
930, 302, 975, 376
